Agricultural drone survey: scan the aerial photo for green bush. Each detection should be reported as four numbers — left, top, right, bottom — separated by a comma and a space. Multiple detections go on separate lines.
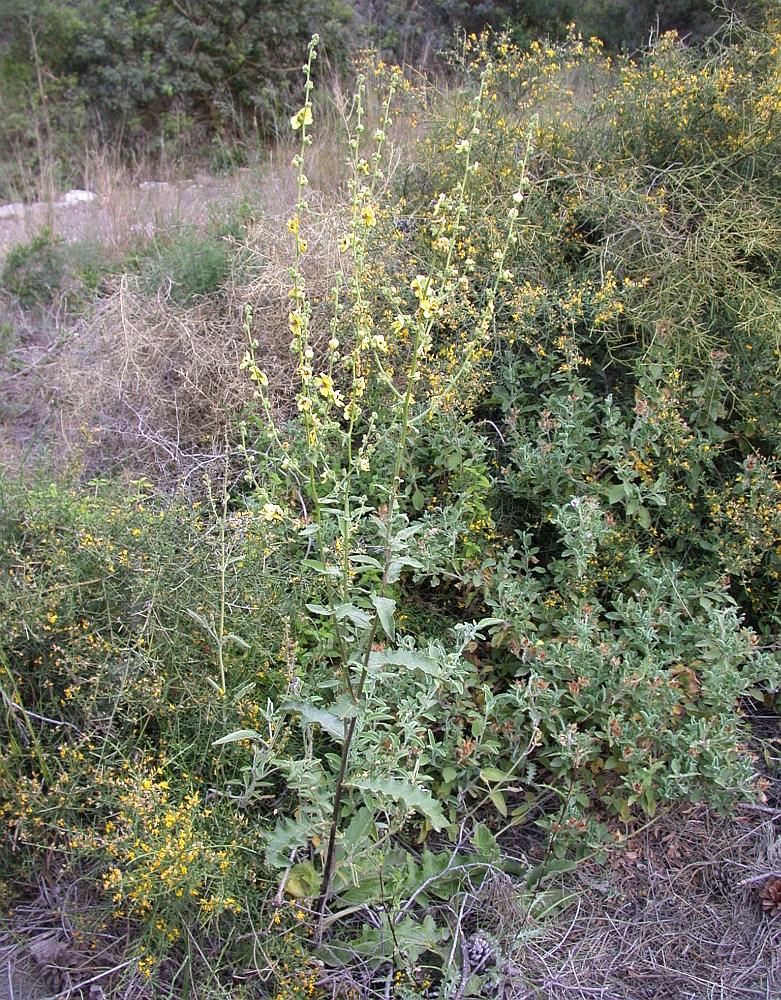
3, 8, 781, 995
1, 231, 66, 309
0, 469, 306, 985
1, 0, 354, 141
1, 232, 114, 311
229, 17, 781, 930
140, 227, 229, 304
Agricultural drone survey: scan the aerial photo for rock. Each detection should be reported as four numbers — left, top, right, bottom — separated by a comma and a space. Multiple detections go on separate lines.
27, 931, 68, 965
0, 202, 26, 220
62, 189, 97, 204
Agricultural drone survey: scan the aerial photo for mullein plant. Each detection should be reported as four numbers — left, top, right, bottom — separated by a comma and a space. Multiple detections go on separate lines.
230, 36, 536, 929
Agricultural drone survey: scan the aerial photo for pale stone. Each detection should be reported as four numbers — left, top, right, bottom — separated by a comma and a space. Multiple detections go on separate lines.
62, 189, 97, 204
0, 202, 25, 219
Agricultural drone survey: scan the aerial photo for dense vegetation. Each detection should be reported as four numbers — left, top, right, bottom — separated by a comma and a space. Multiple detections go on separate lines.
2, 2, 781, 997
0, 0, 756, 199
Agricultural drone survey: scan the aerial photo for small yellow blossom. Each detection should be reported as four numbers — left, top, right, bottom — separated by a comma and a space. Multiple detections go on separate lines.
260, 503, 285, 523
290, 106, 313, 130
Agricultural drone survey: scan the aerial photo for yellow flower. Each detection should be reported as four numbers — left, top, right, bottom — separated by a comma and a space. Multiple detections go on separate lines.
287, 217, 299, 234
315, 373, 334, 397
392, 313, 410, 335
260, 503, 285, 523
289, 312, 304, 336
361, 204, 377, 227
410, 274, 432, 299
290, 106, 313, 130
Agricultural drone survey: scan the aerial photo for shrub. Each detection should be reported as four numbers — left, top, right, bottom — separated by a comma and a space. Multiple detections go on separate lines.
4, 9, 781, 995
1, 231, 66, 309
140, 228, 229, 304
0, 469, 303, 987
1, 232, 115, 313
217, 24, 779, 978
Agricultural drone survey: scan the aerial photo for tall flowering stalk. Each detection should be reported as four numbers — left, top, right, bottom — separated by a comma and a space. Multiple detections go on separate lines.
238, 38, 535, 929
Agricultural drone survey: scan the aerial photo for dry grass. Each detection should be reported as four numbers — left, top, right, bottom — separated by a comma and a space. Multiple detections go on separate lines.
511, 805, 781, 1000
0, 879, 153, 1000
301, 719, 781, 1000
3, 803, 779, 1000
0, 73, 426, 483
51, 202, 345, 482
307, 803, 781, 1000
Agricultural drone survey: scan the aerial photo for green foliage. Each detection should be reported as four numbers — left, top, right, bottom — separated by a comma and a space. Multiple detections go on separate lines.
0, 470, 303, 981
215, 20, 781, 978
140, 227, 230, 304
356, 0, 575, 63
0, 322, 16, 355
1, 0, 354, 141
1, 232, 115, 311
575, 0, 756, 50
3, 7, 781, 994
1, 231, 66, 309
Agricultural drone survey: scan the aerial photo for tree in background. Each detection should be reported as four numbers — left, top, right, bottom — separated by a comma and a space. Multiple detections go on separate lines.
1, 0, 354, 143
576, 0, 757, 49
0, 0, 770, 200
352, 0, 575, 64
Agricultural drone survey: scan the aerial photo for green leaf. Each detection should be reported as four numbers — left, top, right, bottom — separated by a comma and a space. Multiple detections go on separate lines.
305, 602, 333, 616
480, 767, 507, 783
347, 775, 447, 831
368, 648, 440, 674
335, 603, 373, 629
488, 789, 508, 817
607, 483, 626, 504
319, 913, 446, 967
283, 700, 344, 741
349, 554, 383, 569
212, 728, 261, 746
412, 488, 426, 511
472, 823, 500, 862
387, 556, 423, 584
301, 559, 339, 577
332, 693, 361, 720
266, 817, 316, 868
185, 607, 213, 635
476, 617, 505, 629
527, 857, 578, 887
224, 632, 250, 650
371, 595, 396, 641
342, 806, 375, 851
285, 861, 321, 899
